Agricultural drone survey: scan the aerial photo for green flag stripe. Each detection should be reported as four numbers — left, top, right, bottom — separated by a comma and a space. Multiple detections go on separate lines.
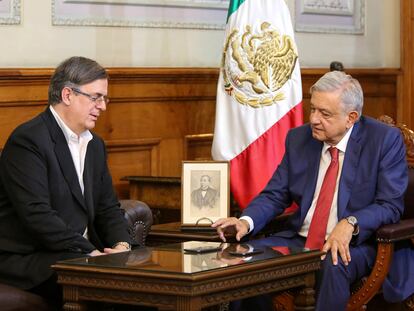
227, 0, 246, 22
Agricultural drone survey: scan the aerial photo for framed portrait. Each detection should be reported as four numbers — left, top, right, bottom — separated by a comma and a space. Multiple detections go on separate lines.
67, 0, 229, 9
181, 161, 229, 229
294, 0, 365, 34
0, 0, 20, 25
52, 0, 228, 29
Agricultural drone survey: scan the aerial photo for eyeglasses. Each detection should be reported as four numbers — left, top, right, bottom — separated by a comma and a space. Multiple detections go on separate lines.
71, 88, 109, 105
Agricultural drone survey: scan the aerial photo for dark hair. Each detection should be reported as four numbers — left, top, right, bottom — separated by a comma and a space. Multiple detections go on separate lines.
48, 56, 108, 105
200, 175, 211, 182
329, 61, 344, 72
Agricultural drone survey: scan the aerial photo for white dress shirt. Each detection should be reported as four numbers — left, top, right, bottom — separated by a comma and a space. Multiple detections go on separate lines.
49, 106, 93, 238
49, 106, 93, 195
241, 126, 354, 238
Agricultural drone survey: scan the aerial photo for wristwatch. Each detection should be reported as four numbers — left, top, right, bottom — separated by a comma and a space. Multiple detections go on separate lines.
112, 241, 131, 251
345, 216, 359, 236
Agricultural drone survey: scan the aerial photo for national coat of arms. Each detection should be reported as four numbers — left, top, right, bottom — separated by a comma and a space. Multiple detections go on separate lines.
222, 22, 298, 108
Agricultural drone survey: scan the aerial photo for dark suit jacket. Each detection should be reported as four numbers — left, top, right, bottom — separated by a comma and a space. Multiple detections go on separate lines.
0, 108, 130, 289
242, 116, 409, 300
191, 187, 218, 208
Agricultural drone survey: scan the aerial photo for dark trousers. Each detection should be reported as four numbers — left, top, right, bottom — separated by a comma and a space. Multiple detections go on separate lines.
28, 273, 62, 310
230, 235, 376, 311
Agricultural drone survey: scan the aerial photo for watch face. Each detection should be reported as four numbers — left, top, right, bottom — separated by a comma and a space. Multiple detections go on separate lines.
347, 216, 357, 226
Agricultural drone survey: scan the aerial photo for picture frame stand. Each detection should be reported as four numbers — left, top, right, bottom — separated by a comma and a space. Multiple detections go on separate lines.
181, 217, 216, 232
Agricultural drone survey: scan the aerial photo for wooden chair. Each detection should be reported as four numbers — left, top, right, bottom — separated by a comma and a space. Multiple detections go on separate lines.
272, 116, 414, 311
346, 116, 414, 310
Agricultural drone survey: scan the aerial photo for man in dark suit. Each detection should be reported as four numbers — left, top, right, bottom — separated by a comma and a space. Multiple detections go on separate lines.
191, 175, 219, 209
213, 71, 408, 311
0, 56, 132, 308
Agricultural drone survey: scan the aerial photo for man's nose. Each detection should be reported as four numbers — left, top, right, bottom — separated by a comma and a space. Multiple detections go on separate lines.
310, 112, 320, 124
97, 100, 106, 111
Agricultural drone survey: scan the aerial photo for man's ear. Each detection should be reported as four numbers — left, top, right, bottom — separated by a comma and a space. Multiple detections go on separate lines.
61, 87, 72, 106
347, 111, 359, 127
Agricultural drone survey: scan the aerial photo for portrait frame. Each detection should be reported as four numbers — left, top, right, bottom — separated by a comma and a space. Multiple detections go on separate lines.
181, 161, 229, 229
52, 0, 228, 29
0, 0, 21, 25
294, 0, 365, 34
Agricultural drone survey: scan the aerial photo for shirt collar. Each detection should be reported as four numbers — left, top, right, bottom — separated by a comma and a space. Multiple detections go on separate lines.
49, 105, 92, 143
322, 125, 354, 154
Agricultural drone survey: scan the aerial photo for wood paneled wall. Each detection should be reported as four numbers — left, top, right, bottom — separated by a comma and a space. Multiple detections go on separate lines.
400, 0, 414, 129
0, 67, 400, 198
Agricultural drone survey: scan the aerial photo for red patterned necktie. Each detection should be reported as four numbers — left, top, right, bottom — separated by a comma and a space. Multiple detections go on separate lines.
305, 147, 339, 250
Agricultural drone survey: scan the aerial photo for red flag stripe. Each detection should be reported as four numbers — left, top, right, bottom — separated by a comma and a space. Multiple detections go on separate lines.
230, 102, 303, 209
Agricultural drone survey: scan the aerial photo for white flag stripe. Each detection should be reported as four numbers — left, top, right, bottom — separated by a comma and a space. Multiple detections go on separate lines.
213, 66, 301, 160
212, 0, 302, 161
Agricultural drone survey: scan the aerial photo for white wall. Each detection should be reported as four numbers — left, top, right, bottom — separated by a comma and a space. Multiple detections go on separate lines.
0, 0, 400, 68
290, 0, 400, 68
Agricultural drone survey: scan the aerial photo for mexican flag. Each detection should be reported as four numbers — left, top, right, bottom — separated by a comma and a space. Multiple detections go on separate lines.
212, 0, 303, 209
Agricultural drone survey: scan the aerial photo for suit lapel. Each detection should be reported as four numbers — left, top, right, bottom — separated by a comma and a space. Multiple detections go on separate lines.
299, 138, 323, 224
83, 145, 95, 220
337, 120, 363, 219
42, 108, 87, 212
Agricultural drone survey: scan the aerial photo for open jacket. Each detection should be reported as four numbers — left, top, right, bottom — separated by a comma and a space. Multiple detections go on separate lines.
0, 108, 130, 289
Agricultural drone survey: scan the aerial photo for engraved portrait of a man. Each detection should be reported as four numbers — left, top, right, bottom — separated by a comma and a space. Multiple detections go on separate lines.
191, 174, 219, 209
183, 164, 228, 223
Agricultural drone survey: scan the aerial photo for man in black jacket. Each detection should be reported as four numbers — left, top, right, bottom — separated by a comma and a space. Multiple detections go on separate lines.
0, 56, 131, 308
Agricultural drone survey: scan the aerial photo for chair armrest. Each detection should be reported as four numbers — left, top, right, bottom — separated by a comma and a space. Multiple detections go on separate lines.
349, 219, 414, 310
376, 219, 414, 243
120, 200, 153, 247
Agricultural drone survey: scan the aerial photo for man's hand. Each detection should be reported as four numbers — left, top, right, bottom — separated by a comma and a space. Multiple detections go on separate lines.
89, 249, 105, 256
104, 243, 130, 254
213, 244, 248, 265
89, 245, 130, 256
322, 219, 354, 265
212, 217, 249, 242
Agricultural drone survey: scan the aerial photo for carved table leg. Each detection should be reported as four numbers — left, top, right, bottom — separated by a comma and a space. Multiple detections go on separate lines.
62, 286, 87, 311
63, 302, 87, 311
294, 273, 316, 311
176, 295, 202, 311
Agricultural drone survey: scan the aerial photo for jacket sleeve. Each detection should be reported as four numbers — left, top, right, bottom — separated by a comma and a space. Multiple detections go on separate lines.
242, 130, 294, 236
0, 131, 96, 254
353, 127, 408, 245
91, 139, 131, 247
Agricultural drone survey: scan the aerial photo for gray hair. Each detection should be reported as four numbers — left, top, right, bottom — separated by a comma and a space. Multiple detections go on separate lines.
310, 71, 363, 116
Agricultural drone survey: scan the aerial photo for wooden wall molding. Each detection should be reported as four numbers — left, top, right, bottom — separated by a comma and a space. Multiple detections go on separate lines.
0, 100, 46, 108
0, 67, 219, 81
0, 67, 401, 198
106, 138, 161, 197
184, 133, 214, 161
106, 137, 161, 152
301, 68, 401, 123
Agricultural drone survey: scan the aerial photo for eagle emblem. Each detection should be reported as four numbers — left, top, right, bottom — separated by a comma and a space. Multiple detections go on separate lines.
222, 22, 298, 108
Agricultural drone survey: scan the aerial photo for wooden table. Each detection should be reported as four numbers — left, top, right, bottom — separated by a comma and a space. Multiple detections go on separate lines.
53, 242, 323, 311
